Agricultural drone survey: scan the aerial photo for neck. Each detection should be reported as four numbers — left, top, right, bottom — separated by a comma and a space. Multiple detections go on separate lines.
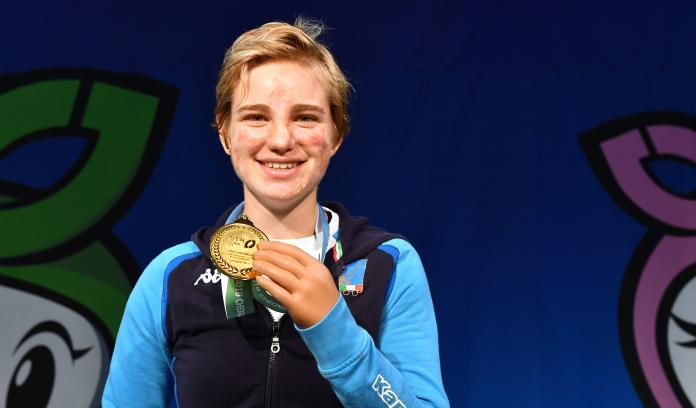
242, 190, 318, 239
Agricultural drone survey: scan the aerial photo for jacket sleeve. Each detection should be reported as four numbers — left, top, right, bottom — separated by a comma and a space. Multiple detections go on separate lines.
296, 238, 450, 407
102, 246, 194, 408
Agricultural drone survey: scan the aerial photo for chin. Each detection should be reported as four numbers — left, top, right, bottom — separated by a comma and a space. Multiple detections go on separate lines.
252, 187, 314, 208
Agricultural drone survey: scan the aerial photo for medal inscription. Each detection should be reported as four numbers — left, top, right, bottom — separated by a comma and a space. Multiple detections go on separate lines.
210, 216, 268, 280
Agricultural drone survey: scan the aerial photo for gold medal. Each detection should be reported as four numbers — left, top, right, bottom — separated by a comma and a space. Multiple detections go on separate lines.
210, 215, 268, 280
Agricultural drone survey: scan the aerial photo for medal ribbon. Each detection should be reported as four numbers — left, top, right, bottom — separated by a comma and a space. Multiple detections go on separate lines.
225, 278, 255, 318
221, 202, 330, 318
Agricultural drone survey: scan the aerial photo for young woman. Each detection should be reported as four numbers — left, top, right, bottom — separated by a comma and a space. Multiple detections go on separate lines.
103, 19, 449, 408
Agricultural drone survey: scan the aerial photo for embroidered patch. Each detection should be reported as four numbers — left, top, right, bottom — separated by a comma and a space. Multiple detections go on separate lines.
338, 259, 367, 296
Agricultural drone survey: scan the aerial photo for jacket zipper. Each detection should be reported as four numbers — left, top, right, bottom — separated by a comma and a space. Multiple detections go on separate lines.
264, 313, 282, 408
263, 253, 342, 406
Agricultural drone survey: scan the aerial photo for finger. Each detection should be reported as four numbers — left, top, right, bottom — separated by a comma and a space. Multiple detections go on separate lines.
258, 241, 313, 266
252, 259, 299, 291
254, 249, 305, 277
255, 275, 292, 306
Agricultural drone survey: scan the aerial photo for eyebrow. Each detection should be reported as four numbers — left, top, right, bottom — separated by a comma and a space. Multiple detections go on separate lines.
235, 104, 270, 113
291, 104, 326, 114
235, 104, 326, 114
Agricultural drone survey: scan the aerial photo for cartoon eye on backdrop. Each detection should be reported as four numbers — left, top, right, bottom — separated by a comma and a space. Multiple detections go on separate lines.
663, 265, 696, 405
0, 278, 109, 407
0, 69, 177, 407
581, 112, 696, 408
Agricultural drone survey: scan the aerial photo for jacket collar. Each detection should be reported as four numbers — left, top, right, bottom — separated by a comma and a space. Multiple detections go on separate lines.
191, 201, 402, 271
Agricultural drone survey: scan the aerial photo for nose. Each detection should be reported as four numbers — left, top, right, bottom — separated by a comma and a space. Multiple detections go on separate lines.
267, 122, 293, 154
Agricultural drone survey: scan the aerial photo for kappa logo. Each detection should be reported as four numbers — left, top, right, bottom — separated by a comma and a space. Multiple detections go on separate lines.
194, 268, 221, 286
372, 373, 406, 408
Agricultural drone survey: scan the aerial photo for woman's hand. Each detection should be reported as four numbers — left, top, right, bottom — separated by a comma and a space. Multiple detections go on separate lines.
252, 241, 339, 328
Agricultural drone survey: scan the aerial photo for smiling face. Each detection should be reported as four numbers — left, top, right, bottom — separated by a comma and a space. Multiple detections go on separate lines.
218, 60, 340, 213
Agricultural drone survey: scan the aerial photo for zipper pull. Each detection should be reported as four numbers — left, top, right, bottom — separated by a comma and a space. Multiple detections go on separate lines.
270, 321, 280, 354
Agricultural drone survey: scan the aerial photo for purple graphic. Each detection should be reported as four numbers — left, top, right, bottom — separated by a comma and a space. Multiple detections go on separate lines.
582, 112, 696, 408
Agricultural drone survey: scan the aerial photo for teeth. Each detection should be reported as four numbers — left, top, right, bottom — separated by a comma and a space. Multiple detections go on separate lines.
265, 162, 297, 169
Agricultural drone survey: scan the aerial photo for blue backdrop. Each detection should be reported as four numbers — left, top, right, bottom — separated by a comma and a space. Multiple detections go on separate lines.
2, 1, 696, 406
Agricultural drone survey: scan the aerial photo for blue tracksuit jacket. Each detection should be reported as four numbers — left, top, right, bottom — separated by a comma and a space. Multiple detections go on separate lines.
103, 201, 449, 407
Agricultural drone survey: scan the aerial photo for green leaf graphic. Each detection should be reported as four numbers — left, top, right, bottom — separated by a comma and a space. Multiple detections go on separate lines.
0, 80, 159, 258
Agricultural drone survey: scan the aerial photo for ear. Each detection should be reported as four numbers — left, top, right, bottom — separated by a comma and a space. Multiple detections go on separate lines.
330, 126, 343, 156
218, 127, 231, 155
330, 137, 342, 157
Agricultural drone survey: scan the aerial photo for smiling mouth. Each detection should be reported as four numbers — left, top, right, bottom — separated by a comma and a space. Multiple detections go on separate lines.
261, 161, 301, 169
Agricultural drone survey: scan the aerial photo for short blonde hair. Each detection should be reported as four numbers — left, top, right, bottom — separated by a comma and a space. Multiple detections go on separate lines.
215, 18, 351, 145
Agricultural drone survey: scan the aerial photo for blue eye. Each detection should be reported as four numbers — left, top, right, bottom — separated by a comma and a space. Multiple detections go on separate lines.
643, 155, 696, 197
296, 115, 317, 122
244, 114, 266, 122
